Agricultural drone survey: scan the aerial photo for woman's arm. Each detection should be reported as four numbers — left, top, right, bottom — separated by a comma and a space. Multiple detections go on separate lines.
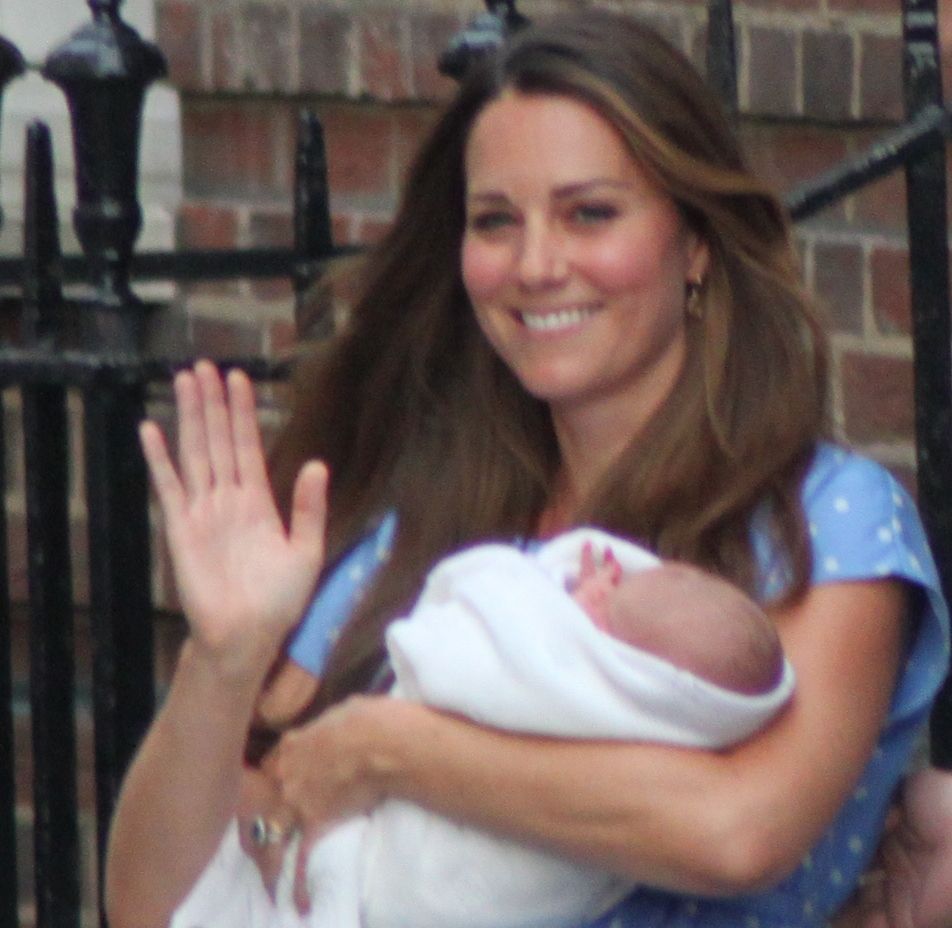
105, 362, 329, 928
275, 578, 906, 896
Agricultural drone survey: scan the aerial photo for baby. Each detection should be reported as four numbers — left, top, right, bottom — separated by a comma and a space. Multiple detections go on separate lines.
571, 540, 784, 696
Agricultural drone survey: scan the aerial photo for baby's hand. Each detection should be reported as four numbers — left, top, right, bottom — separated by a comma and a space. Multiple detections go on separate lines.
572, 542, 622, 630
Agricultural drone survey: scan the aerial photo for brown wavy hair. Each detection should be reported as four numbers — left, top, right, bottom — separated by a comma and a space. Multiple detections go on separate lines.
268, 10, 830, 709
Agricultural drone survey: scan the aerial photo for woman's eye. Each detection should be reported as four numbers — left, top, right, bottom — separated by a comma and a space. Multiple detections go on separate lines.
469, 211, 516, 233
571, 203, 618, 225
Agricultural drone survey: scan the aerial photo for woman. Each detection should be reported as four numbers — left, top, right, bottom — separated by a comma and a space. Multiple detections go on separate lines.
105, 11, 950, 928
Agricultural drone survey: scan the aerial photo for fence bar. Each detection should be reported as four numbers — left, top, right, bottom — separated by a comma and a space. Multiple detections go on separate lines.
294, 112, 333, 290
706, 0, 737, 112
21, 105, 79, 928
786, 104, 949, 221
83, 378, 154, 925
900, 0, 952, 768
23, 384, 79, 928
0, 401, 16, 928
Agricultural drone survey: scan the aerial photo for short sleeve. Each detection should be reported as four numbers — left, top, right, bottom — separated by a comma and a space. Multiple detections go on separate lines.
287, 512, 396, 676
756, 443, 950, 726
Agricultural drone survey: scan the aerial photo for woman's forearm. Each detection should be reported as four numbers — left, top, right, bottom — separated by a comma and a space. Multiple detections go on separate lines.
104, 640, 268, 928
367, 698, 780, 895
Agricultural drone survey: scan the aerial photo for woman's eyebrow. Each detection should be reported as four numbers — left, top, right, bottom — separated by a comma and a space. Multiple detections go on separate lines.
467, 179, 634, 204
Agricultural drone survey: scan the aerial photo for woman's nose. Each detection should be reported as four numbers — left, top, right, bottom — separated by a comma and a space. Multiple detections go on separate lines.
517, 219, 568, 288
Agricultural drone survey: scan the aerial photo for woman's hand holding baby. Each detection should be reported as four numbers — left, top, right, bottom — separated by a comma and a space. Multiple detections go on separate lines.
271, 694, 396, 911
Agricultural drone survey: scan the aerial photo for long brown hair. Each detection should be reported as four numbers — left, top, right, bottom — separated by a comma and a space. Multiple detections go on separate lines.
269, 11, 829, 709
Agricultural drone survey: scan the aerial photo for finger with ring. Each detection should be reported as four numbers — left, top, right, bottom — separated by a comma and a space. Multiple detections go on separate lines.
250, 815, 294, 847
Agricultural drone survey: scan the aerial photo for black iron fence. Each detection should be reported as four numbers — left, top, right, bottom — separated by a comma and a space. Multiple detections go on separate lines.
0, 0, 949, 926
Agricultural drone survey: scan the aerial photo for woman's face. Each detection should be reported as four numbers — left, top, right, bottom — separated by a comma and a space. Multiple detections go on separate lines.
462, 92, 709, 429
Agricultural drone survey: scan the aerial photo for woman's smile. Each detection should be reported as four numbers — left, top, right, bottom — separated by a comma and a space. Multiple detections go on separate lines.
517, 304, 600, 334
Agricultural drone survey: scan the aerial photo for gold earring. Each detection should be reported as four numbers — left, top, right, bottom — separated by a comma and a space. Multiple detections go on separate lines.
685, 278, 704, 319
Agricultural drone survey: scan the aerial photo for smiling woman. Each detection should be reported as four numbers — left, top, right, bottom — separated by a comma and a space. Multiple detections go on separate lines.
462, 92, 709, 488
104, 10, 950, 928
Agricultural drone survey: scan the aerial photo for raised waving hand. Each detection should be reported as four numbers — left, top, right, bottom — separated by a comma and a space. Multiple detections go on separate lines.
139, 360, 329, 679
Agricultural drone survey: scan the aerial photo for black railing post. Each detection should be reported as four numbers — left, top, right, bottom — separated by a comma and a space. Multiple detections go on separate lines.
293, 110, 334, 335
438, 0, 527, 80
706, 0, 737, 112
901, 0, 952, 768
21, 122, 79, 928
0, 36, 24, 928
42, 3, 164, 921
0, 391, 13, 928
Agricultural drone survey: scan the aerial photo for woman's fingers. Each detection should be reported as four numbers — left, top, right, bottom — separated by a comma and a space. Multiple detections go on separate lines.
138, 419, 186, 516
168, 361, 270, 496
195, 359, 237, 485
289, 461, 329, 555
227, 367, 270, 488
173, 367, 211, 494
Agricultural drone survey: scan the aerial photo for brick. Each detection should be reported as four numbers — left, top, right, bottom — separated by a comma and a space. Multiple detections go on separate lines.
738, 0, 819, 9
189, 317, 266, 359
155, 0, 204, 91
300, 8, 353, 96
803, 30, 854, 123
860, 34, 903, 123
358, 11, 412, 102
182, 101, 296, 199
269, 318, 298, 356
850, 168, 908, 234
812, 239, 864, 335
409, 11, 464, 102
331, 212, 355, 245
354, 215, 394, 244
841, 351, 915, 445
741, 125, 849, 219
316, 104, 396, 201
211, 3, 294, 93
176, 203, 239, 250
249, 211, 294, 301
828, 0, 897, 11
746, 26, 798, 118
870, 244, 911, 335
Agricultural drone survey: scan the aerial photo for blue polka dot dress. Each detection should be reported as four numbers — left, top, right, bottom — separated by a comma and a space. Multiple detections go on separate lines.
287, 443, 951, 928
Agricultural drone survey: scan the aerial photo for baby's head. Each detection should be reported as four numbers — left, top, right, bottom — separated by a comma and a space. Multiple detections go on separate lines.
602, 563, 784, 695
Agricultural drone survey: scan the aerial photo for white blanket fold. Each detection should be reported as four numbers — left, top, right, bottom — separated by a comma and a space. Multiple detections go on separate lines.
172, 529, 794, 928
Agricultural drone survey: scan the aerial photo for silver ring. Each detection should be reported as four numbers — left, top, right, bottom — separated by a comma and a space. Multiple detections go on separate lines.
250, 815, 288, 847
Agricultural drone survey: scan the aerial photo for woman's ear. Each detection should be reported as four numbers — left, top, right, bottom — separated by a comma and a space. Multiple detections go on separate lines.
687, 233, 711, 285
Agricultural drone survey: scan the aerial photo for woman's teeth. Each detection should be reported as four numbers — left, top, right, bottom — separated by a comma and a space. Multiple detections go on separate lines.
521, 307, 596, 332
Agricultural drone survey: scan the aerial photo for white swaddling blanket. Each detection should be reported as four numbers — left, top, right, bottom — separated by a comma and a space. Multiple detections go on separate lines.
172, 528, 795, 928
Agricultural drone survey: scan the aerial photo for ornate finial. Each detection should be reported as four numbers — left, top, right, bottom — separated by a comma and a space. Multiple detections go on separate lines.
438, 0, 528, 80
43, 1, 166, 315
89, 0, 121, 20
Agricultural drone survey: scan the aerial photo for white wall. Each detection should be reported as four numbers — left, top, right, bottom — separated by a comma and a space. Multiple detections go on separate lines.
0, 0, 181, 258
